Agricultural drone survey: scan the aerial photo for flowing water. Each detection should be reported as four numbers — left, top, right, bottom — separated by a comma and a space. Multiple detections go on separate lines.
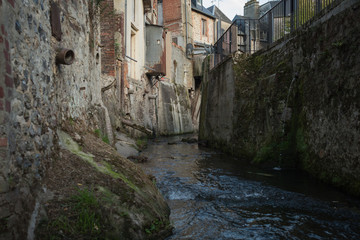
141, 135, 360, 240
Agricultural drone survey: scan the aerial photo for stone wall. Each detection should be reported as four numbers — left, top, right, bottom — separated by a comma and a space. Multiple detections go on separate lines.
199, 56, 234, 149
158, 81, 193, 135
0, 0, 105, 238
200, 0, 360, 196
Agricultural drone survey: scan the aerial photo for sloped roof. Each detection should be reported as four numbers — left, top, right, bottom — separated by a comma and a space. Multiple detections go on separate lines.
207, 5, 232, 24
191, 1, 215, 19
232, 14, 250, 22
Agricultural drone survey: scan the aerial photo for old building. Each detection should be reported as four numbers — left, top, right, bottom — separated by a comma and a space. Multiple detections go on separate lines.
207, 4, 232, 41
189, 0, 216, 130
97, 0, 194, 136
231, 0, 280, 53
158, 0, 195, 134
191, 0, 216, 54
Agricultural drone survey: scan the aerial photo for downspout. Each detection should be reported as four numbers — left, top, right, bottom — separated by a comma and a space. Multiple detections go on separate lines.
125, 0, 127, 55
122, 0, 128, 109
184, 0, 188, 46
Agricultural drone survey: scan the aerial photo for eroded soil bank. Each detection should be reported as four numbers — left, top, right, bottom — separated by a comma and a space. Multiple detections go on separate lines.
34, 124, 171, 239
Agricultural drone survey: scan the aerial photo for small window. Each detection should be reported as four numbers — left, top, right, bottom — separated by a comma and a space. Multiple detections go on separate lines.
201, 19, 207, 36
197, 0, 202, 6
172, 37, 178, 45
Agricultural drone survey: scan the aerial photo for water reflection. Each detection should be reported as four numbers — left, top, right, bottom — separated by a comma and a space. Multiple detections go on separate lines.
141, 136, 360, 240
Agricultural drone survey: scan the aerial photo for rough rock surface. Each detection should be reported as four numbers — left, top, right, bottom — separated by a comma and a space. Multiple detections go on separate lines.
35, 126, 172, 239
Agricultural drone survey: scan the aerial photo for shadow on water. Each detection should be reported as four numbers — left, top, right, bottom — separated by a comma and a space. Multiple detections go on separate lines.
141, 135, 360, 240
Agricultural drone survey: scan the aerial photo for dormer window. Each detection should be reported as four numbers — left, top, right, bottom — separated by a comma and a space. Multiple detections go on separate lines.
197, 0, 202, 6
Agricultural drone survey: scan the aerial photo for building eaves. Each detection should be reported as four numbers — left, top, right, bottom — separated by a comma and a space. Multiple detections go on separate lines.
191, 3, 216, 19
232, 14, 250, 22
207, 5, 215, 14
211, 5, 232, 23
207, 5, 231, 23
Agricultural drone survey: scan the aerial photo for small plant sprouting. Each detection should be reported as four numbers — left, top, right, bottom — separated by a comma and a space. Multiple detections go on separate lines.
145, 218, 167, 235
332, 41, 344, 48
38, 188, 103, 238
102, 135, 110, 144
71, 188, 101, 234
94, 128, 110, 144
69, 117, 74, 126
94, 128, 101, 137
136, 137, 148, 150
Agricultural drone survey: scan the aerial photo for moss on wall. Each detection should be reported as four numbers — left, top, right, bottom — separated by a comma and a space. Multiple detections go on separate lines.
200, 0, 360, 196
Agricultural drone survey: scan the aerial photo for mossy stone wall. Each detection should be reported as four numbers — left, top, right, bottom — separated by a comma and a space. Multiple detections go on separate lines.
200, 0, 360, 196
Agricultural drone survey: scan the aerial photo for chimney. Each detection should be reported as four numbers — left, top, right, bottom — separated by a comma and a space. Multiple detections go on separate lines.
244, 0, 260, 19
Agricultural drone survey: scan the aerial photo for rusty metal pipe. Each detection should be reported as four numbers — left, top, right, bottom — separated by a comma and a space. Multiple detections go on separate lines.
56, 48, 75, 65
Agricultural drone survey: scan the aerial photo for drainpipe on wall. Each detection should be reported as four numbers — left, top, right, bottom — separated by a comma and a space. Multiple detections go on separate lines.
125, 0, 127, 55
184, 0, 188, 46
122, 0, 127, 111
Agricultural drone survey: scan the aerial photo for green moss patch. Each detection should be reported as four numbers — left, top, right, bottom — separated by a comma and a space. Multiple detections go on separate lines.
38, 129, 172, 239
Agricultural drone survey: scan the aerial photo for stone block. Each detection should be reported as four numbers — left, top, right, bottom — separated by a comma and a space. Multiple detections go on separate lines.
1, 25, 6, 36
7, 0, 15, 8
4, 38, 9, 51
5, 100, 11, 113
0, 176, 9, 193
5, 63, 11, 75
0, 138, 7, 147
5, 75, 13, 88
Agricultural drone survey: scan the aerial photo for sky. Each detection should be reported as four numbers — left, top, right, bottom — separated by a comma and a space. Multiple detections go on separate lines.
202, 0, 268, 21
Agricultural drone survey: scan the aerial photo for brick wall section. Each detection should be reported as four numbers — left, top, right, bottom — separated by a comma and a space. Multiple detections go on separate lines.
100, 0, 122, 77
163, 0, 182, 34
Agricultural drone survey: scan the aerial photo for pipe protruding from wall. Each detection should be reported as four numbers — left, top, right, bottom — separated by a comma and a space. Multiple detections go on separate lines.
56, 48, 75, 65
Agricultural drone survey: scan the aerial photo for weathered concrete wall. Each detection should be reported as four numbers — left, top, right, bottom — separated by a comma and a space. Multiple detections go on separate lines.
199, 56, 234, 148
125, 76, 158, 136
200, 0, 360, 196
158, 81, 193, 135
0, 0, 105, 238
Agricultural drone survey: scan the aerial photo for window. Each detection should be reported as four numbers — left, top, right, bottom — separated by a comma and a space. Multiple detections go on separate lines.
197, 0, 202, 6
130, 31, 136, 78
201, 19, 207, 36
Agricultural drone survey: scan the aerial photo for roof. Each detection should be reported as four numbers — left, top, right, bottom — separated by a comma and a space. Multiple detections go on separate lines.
259, 1, 280, 17
207, 5, 232, 24
232, 15, 250, 22
191, 0, 215, 19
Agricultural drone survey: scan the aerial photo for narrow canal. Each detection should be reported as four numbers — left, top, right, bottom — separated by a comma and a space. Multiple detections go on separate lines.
141, 135, 360, 240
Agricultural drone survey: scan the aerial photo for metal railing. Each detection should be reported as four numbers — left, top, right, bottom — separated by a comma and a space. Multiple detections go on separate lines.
214, 19, 258, 66
260, 0, 336, 45
213, 0, 338, 67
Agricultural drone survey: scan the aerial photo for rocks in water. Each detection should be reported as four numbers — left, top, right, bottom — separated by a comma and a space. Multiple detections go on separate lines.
181, 137, 198, 144
115, 132, 139, 158
198, 140, 208, 147
127, 155, 148, 163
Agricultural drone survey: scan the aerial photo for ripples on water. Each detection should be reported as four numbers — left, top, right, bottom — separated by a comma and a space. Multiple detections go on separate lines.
141, 136, 360, 240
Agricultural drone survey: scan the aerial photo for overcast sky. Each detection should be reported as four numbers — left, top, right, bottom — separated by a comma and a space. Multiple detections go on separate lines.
202, 0, 268, 20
